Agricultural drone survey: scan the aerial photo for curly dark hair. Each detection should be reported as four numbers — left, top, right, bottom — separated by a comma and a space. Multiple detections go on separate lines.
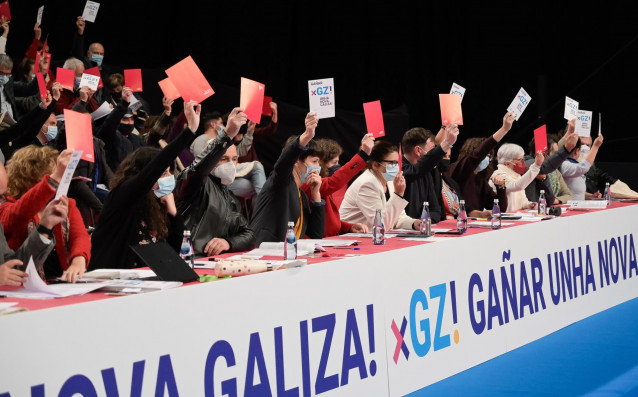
315, 138, 343, 177
368, 140, 398, 169
110, 147, 174, 238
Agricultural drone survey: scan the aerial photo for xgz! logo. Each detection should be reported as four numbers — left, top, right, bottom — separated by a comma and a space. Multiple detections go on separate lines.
390, 282, 460, 364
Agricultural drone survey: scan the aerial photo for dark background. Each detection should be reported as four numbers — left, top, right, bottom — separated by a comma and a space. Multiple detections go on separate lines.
6, 1, 638, 178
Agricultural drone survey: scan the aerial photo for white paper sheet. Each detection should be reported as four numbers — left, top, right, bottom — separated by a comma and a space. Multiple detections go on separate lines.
82, 1, 100, 23
450, 82, 466, 102
506, 87, 532, 120
56, 151, 83, 199
308, 78, 335, 119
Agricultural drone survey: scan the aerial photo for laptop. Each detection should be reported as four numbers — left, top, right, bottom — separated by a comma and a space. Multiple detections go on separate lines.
129, 242, 199, 282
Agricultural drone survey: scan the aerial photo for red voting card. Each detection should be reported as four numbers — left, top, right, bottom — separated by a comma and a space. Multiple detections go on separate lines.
84, 66, 103, 89
124, 69, 143, 92
439, 94, 463, 125
0, 1, 11, 21
36, 72, 47, 99
363, 100, 385, 138
240, 77, 265, 123
158, 77, 181, 100
262, 96, 273, 117
56, 68, 75, 91
534, 125, 548, 153
165, 56, 214, 103
398, 144, 403, 170
64, 109, 94, 163
33, 52, 51, 76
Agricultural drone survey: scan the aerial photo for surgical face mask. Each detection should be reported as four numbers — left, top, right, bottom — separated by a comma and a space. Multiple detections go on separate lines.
153, 175, 175, 198
91, 54, 104, 66
580, 144, 591, 156
74, 77, 82, 90
328, 164, 341, 176
476, 156, 490, 173
438, 159, 451, 173
213, 161, 236, 186
44, 126, 58, 141
300, 165, 322, 184
119, 123, 134, 135
382, 163, 400, 181
0, 75, 10, 85
512, 160, 527, 175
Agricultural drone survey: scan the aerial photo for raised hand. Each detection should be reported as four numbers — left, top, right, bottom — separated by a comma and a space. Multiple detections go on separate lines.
184, 100, 202, 132
225, 107, 248, 138
361, 133, 374, 155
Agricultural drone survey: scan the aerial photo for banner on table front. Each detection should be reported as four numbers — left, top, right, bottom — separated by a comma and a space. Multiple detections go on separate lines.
384, 207, 638, 396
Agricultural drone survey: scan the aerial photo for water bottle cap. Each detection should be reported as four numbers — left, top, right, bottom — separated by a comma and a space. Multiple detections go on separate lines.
183, 230, 191, 236
540, 190, 545, 193
423, 201, 429, 206
460, 200, 465, 204
287, 221, 295, 227
494, 199, 499, 203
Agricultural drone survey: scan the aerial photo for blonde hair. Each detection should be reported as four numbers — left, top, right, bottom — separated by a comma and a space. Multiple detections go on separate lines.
5, 145, 59, 198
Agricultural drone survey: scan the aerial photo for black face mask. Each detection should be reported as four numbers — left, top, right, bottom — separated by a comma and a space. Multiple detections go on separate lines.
328, 164, 341, 176
438, 159, 451, 173
118, 123, 134, 135
111, 91, 122, 100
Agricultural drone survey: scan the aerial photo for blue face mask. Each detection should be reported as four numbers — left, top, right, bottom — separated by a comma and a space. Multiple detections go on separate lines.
300, 165, 322, 184
382, 163, 400, 181
476, 156, 490, 173
0, 75, 10, 85
91, 54, 104, 66
154, 175, 175, 198
44, 126, 58, 141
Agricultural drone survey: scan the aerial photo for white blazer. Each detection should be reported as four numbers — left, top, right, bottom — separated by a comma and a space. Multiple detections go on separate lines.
339, 169, 415, 230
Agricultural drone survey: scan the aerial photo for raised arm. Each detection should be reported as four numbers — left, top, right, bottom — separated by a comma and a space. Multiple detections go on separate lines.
271, 112, 317, 188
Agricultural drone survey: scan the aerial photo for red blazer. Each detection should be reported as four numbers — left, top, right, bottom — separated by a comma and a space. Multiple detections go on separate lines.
0, 175, 91, 270
301, 151, 368, 237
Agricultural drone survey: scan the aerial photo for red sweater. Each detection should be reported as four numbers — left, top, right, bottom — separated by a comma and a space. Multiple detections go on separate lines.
301, 151, 368, 237
0, 175, 91, 270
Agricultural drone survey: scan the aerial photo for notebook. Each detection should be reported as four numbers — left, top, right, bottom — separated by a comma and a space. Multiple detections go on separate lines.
129, 242, 199, 282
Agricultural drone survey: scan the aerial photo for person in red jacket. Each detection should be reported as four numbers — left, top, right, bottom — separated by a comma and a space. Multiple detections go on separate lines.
0, 146, 90, 283
301, 134, 374, 237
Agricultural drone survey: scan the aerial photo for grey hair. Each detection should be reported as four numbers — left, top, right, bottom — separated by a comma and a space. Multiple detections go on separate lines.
497, 143, 524, 164
62, 57, 84, 71
0, 54, 13, 69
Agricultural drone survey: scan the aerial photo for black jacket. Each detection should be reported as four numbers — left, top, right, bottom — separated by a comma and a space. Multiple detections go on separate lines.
250, 137, 325, 245
176, 134, 255, 255
402, 145, 445, 222
93, 99, 144, 172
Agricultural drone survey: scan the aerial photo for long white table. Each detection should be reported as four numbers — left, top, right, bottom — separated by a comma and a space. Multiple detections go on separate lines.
1, 203, 637, 396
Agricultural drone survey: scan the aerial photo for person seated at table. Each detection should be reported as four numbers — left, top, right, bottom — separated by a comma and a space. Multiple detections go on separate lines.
250, 113, 325, 245
401, 124, 459, 221
560, 135, 604, 201
300, 135, 373, 237
0, 161, 63, 286
177, 108, 256, 256
340, 141, 420, 230
489, 143, 544, 211
449, 112, 515, 216
576, 136, 638, 200
89, 101, 201, 270
0, 147, 90, 282
524, 125, 579, 205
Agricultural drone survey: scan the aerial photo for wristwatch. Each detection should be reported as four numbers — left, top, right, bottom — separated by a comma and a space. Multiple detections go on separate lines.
36, 223, 54, 239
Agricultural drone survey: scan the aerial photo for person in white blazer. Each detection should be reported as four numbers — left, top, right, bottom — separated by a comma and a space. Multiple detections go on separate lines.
489, 143, 544, 211
340, 141, 419, 230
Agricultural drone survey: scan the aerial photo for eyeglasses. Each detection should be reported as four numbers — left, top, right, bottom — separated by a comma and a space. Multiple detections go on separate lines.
378, 160, 399, 166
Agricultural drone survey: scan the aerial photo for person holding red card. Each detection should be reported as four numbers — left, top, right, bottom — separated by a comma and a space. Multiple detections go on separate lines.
400, 124, 458, 222
340, 141, 420, 231
250, 113, 325, 245
524, 124, 579, 205
89, 100, 202, 270
300, 134, 374, 237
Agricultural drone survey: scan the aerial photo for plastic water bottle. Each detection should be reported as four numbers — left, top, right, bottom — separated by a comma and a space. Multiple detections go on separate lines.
604, 182, 611, 205
457, 200, 467, 233
180, 230, 195, 268
284, 221, 297, 260
372, 209, 385, 245
538, 190, 547, 215
491, 199, 501, 230
419, 201, 432, 236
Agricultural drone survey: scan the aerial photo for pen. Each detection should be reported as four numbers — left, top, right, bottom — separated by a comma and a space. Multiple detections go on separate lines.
468, 217, 488, 221
333, 247, 360, 250
467, 225, 493, 229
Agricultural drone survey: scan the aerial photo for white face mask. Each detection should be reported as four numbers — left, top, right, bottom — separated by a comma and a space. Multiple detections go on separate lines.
580, 144, 591, 156
213, 161, 236, 186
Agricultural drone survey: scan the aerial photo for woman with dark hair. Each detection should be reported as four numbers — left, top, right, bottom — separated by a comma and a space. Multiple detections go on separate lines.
449, 112, 515, 216
301, 134, 373, 237
88, 101, 201, 270
340, 140, 419, 230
